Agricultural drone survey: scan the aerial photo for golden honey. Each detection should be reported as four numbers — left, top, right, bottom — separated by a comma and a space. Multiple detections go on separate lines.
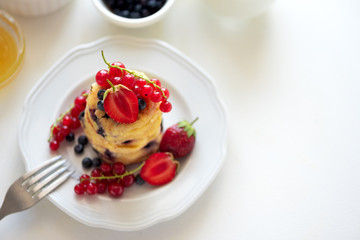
0, 11, 25, 88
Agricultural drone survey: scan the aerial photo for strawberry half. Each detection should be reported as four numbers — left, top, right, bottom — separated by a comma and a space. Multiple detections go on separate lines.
140, 152, 179, 186
103, 84, 139, 124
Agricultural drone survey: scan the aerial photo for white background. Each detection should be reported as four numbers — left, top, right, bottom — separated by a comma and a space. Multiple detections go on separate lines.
1, 0, 360, 239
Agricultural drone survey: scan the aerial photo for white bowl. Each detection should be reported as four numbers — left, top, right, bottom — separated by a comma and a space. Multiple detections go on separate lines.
0, 0, 72, 16
92, 0, 175, 28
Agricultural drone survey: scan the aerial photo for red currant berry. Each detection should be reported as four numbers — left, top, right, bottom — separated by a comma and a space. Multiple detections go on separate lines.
86, 182, 98, 195
80, 174, 90, 188
60, 125, 71, 136
70, 106, 81, 118
71, 116, 81, 129
110, 76, 122, 85
51, 124, 60, 135
62, 114, 72, 127
135, 78, 147, 88
122, 174, 135, 188
161, 87, 170, 100
108, 182, 124, 197
113, 162, 125, 175
55, 131, 65, 142
91, 168, 102, 178
74, 183, 85, 195
150, 90, 163, 102
74, 95, 87, 110
132, 85, 142, 97
106, 175, 117, 185
100, 162, 112, 174
160, 101, 172, 113
80, 174, 91, 180
49, 140, 60, 151
150, 78, 161, 88
96, 181, 107, 194
121, 73, 136, 89
96, 69, 110, 88
109, 61, 126, 79
140, 84, 154, 98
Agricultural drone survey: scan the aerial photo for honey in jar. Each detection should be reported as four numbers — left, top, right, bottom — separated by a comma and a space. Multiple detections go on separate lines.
0, 11, 25, 88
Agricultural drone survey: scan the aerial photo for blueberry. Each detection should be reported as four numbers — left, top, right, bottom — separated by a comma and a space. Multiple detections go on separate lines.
129, 11, 141, 18
138, 98, 146, 110
143, 140, 156, 149
97, 100, 105, 111
92, 157, 102, 167
65, 132, 75, 142
104, 149, 114, 160
97, 89, 106, 100
134, 3, 142, 12
102, 113, 110, 119
74, 144, 84, 154
82, 157, 93, 169
78, 135, 88, 145
135, 174, 145, 185
90, 109, 97, 122
141, 8, 150, 17
97, 127, 105, 137
119, 10, 130, 17
78, 111, 85, 120
147, 0, 157, 8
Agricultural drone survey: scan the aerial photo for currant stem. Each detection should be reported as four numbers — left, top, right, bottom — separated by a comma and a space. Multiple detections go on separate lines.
101, 50, 168, 100
91, 161, 145, 181
48, 108, 71, 142
48, 92, 88, 143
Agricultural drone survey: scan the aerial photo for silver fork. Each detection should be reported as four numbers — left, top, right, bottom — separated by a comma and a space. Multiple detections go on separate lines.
0, 155, 73, 220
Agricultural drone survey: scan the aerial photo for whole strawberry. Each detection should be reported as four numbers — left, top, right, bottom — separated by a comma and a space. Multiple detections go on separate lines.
159, 118, 198, 158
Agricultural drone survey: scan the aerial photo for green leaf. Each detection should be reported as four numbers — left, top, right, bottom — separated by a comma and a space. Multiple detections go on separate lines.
177, 120, 188, 128
187, 128, 194, 138
177, 118, 199, 138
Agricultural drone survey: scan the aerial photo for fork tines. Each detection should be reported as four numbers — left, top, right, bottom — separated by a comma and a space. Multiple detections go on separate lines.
21, 155, 73, 200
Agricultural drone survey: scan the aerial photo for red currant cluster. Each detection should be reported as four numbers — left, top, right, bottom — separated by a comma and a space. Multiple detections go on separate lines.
74, 161, 144, 197
49, 92, 88, 151
96, 55, 172, 113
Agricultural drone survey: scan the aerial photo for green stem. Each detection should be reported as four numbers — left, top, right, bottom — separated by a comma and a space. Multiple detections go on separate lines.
90, 161, 145, 181
48, 110, 71, 142
107, 79, 115, 92
190, 117, 199, 126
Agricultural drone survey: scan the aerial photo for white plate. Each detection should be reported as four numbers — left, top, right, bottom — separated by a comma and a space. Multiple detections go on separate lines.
18, 35, 227, 231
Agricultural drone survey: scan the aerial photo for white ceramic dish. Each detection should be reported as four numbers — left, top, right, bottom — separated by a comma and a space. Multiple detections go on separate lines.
0, 0, 72, 16
92, 0, 175, 28
18, 35, 227, 231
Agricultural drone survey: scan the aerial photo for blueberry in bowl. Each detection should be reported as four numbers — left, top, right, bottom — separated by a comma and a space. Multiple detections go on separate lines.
92, 0, 175, 28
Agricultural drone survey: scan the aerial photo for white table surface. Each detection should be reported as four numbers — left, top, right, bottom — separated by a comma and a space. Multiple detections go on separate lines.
1, 0, 360, 239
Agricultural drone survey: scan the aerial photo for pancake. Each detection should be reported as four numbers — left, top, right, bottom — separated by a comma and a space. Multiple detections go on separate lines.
80, 82, 163, 165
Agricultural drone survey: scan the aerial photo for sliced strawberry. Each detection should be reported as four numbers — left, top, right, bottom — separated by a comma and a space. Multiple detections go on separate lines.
140, 152, 178, 186
103, 84, 139, 124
